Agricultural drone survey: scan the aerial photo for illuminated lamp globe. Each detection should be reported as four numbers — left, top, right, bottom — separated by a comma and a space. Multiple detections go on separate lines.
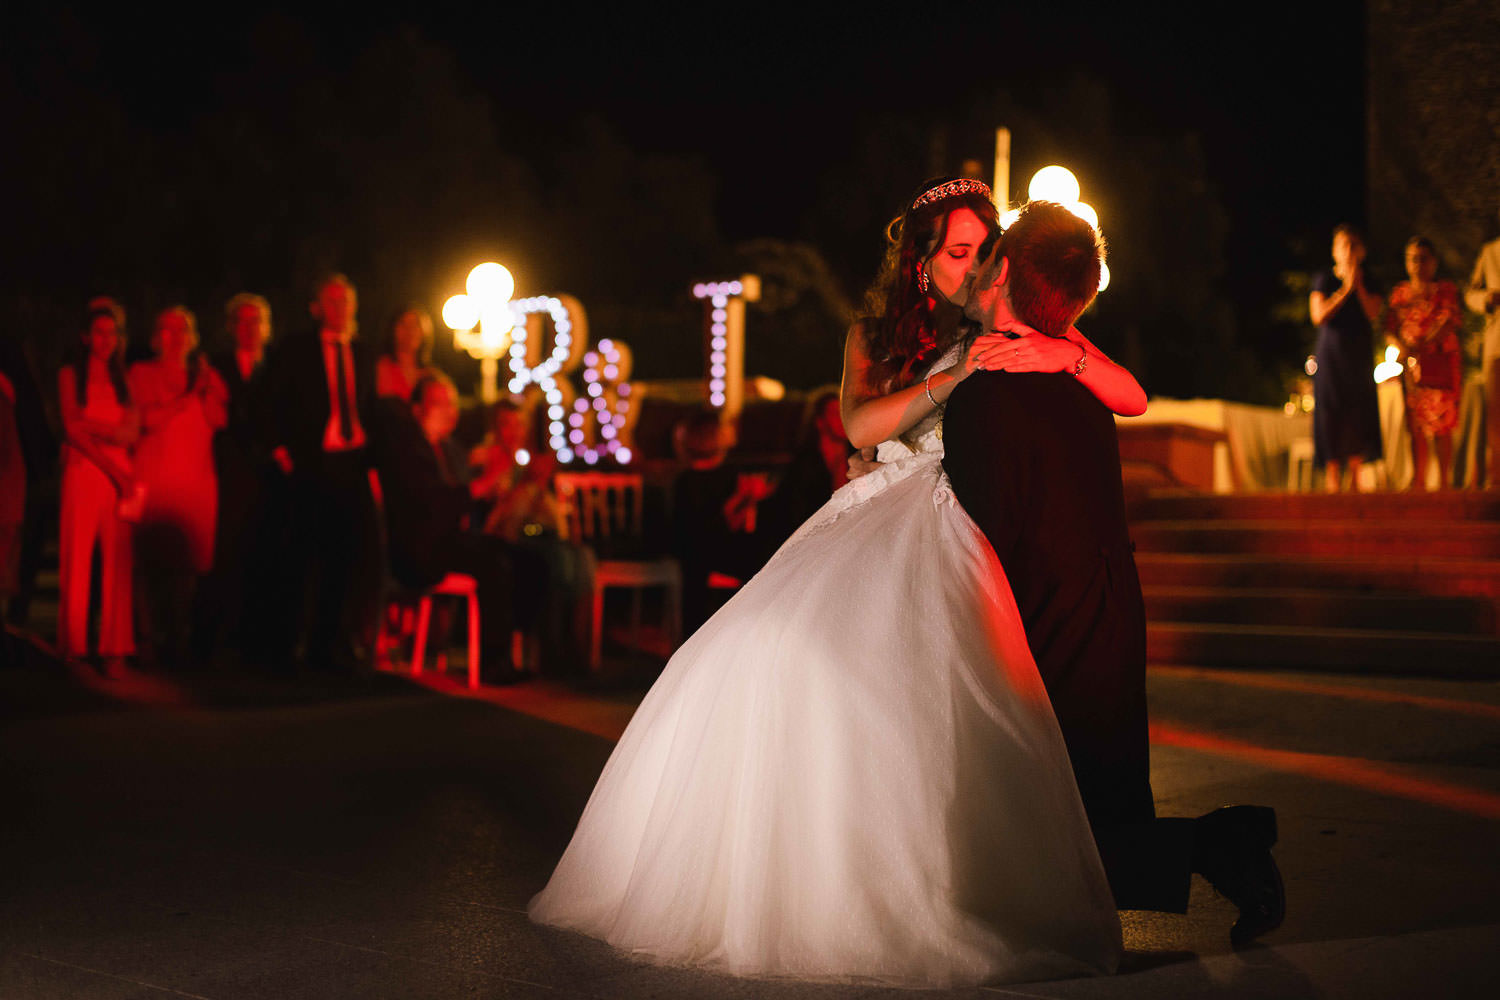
1066, 201, 1099, 231
479, 301, 515, 346
1028, 165, 1081, 205
466, 262, 514, 305
442, 294, 479, 331
1097, 261, 1111, 293
479, 316, 512, 352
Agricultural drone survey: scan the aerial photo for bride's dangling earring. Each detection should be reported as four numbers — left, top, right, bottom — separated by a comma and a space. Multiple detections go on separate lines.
917, 266, 930, 294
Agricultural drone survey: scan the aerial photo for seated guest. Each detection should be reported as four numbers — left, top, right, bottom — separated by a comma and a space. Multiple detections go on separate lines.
471, 400, 589, 676
374, 373, 523, 682
473, 400, 562, 540
669, 407, 766, 633
752, 389, 853, 557
375, 305, 439, 402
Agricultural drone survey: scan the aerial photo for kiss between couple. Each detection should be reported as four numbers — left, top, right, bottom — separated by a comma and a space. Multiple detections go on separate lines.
529, 180, 1285, 987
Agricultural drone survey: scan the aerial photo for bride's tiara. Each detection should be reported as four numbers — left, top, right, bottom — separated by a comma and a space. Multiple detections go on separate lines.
910, 178, 992, 212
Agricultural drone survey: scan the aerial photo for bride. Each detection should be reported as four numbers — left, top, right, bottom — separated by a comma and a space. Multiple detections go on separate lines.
529, 177, 1145, 987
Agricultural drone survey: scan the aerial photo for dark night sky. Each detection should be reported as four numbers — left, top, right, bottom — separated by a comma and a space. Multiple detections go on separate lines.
59, 1, 1365, 248
4, 1, 1368, 399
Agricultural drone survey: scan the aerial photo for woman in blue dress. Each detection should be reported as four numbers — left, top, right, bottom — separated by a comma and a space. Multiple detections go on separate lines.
1309, 224, 1384, 491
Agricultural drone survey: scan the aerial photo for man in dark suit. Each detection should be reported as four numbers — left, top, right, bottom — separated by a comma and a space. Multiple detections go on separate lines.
261, 274, 382, 671
373, 372, 521, 680
197, 293, 276, 660
942, 202, 1284, 946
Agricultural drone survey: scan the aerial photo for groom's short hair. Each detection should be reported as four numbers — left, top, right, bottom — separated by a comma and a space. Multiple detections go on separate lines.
1000, 202, 1104, 337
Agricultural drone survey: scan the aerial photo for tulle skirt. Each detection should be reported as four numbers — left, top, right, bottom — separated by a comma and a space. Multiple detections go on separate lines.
529, 453, 1121, 986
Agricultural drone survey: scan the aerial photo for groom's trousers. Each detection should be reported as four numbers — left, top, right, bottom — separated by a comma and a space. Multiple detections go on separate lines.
1029, 542, 1195, 913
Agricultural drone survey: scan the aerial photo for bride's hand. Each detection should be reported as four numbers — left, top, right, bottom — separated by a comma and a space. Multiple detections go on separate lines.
984, 332, 1084, 374
961, 322, 1038, 376
960, 333, 1011, 377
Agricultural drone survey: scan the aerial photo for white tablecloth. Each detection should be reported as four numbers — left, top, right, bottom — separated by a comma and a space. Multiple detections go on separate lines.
1119, 399, 1311, 492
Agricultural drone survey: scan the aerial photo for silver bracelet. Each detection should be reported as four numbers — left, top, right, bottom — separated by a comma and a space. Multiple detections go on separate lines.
925, 373, 940, 409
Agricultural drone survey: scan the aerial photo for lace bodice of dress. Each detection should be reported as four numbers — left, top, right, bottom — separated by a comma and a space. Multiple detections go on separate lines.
875, 345, 962, 463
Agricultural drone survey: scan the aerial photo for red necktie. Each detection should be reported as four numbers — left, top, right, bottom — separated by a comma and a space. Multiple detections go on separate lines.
335, 343, 354, 442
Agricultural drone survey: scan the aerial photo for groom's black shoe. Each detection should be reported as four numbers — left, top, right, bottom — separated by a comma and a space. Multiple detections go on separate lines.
1193, 805, 1285, 947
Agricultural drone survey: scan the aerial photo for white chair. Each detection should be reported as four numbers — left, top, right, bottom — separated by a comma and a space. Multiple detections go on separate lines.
410, 572, 480, 690
554, 472, 681, 670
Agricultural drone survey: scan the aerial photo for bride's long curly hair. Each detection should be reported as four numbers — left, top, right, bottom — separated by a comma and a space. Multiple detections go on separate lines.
856, 177, 999, 390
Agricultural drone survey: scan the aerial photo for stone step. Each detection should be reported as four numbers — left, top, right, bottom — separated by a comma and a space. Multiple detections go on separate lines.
1130, 520, 1500, 558
1146, 622, 1500, 677
1129, 490, 1500, 523
1135, 553, 1500, 603
1143, 586, 1496, 634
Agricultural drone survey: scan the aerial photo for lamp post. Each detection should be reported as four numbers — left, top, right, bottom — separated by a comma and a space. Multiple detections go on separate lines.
443, 262, 516, 404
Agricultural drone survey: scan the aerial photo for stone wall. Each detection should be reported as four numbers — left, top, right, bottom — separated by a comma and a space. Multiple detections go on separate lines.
1367, 0, 1500, 283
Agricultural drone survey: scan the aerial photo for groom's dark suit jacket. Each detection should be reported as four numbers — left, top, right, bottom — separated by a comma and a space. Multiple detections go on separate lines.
944, 371, 1190, 912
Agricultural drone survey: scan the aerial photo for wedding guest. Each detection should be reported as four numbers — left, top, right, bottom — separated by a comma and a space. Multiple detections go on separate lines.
201, 293, 276, 658
376, 305, 439, 401
374, 373, 524, 682
474, 400, 590, 676
57, 301, 139, 674
1386, 237, 1462, 489
129, 306, 228, 666
753, 390, 854, 553
0, 337, 55, 628
1465, 216, 1500, 488
215, 293, 272, 389
476, 400, 562, 540
669, 408, 764, 633
262, 273, 381, 671
0, 371, 24, 607
1309, 224, 1384, 492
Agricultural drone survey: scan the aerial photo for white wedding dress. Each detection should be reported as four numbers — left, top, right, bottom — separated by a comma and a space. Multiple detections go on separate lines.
529, 356, 1122, 987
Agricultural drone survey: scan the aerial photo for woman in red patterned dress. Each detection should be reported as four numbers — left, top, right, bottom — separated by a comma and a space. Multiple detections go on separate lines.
1385, 237, 1462, 490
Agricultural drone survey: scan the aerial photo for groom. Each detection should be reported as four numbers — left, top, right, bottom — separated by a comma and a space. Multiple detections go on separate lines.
940, 202, 1285, 946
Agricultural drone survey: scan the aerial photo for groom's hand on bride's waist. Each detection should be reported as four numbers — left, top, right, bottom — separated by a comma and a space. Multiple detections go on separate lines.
847, 446, 881, 481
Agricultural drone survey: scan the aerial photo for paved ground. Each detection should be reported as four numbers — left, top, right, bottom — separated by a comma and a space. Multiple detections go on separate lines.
2, 638, 1498, 999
